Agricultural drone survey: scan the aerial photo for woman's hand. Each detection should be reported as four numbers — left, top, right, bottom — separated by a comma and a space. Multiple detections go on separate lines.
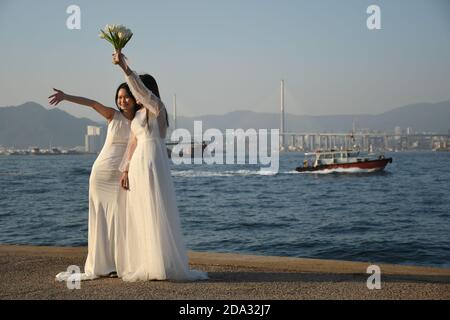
48, 88, 65, 106
112, 50, 131, 75
112, 49, 120, 65
120, 171, 130, 190
112, 50, 125, 68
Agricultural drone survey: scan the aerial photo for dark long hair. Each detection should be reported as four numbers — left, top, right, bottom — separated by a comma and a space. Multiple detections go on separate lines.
115, 82, 139, 113
139, 74, 169, 127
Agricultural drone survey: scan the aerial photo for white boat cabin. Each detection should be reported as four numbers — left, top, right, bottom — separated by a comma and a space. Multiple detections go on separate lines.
303, 150, 367, 167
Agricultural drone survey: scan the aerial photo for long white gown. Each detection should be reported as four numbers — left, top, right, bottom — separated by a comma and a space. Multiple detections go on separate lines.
56, 110, 130, 281
118, 71, 207, 282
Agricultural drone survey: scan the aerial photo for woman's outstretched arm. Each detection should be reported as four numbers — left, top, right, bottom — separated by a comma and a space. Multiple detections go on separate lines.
48, 88, 116, 122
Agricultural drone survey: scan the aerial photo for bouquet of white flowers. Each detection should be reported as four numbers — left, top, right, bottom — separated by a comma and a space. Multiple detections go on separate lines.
99, 24, 133, 51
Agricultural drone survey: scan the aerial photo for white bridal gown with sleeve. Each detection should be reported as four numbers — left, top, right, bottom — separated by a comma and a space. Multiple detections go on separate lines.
56, 110, 130, 281
117, 71, 208, 282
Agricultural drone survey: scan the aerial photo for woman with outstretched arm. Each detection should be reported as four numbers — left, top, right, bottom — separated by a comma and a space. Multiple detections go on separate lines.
49, 84, 139, 280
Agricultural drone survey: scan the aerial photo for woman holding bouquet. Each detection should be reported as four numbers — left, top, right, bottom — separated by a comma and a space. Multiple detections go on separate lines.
49, 84, 138, 280
113, 51, 207, 282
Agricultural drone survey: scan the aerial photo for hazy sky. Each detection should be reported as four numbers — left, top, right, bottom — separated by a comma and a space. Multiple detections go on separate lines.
1, 0, 449, 122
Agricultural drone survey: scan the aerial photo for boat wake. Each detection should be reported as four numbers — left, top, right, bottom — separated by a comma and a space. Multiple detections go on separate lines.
171, 169, 292, 177
298, 167, 381, 174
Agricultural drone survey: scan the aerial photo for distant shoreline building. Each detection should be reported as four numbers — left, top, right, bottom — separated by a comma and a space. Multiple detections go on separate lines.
84, 126, 104, 154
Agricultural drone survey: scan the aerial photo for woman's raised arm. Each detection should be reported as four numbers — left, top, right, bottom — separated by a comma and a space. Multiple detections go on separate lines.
112, 52, 162, 118
48, 88, 116, 122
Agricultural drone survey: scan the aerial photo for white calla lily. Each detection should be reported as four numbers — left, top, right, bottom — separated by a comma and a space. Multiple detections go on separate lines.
99, 24, 133, 50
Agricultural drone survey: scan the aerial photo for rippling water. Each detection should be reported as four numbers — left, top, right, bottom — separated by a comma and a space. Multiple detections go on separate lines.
0, 151, 449, 268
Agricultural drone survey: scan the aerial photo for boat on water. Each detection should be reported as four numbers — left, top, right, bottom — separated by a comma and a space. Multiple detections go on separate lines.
433, 147, 450, 152
295, 149, 392, 173
166, 141, 208, 159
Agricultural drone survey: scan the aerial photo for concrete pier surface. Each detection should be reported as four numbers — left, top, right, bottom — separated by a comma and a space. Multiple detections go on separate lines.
0, 244, 449, 300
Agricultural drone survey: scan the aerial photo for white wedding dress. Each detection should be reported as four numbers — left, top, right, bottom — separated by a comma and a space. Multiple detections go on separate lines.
118, 71, 207, 282
56, 110, 130, 282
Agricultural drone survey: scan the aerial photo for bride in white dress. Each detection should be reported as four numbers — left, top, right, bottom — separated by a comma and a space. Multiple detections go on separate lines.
114, 51, 208, 282
49, 84, 138, 280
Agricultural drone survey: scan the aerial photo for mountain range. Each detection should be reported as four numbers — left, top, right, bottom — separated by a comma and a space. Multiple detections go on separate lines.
0, 102, 104, 148
175, 101, 450, 134
1, 101, 449, 148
